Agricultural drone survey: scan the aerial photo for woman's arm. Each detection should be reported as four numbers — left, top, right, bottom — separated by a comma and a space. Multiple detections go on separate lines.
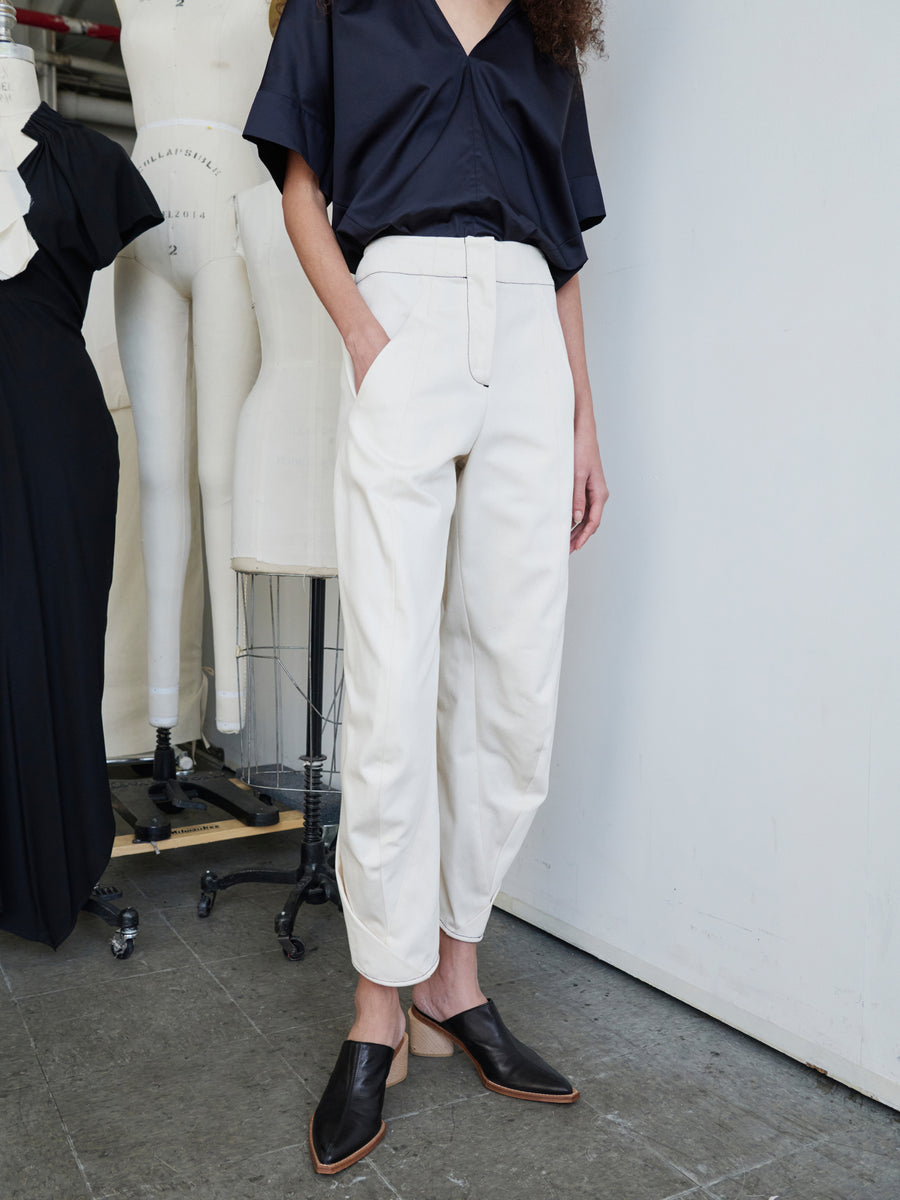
281, 149, 388, 392
556, 273, 609, 552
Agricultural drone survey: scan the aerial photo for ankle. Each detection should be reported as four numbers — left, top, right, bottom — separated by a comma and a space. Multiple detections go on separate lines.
348, 978, 406, 1047
412, 944, 487, 1023
413, 980, 487, 1018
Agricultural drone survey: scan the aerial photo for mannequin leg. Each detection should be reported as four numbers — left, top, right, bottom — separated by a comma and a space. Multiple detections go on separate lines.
192, 254, 261, 733
115, 254, 192, 728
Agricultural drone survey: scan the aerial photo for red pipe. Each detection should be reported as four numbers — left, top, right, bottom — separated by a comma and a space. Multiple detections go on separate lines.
14, 8, 121, 41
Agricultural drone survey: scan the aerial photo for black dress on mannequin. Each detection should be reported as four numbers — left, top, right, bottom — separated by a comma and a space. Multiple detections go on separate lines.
0, 102, 162, 948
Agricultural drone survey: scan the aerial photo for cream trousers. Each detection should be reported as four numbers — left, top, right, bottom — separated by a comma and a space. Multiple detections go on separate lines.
333, 235, 575, 986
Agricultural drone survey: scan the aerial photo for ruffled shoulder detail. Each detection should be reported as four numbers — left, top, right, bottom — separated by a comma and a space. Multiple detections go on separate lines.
21, 102, 163, 270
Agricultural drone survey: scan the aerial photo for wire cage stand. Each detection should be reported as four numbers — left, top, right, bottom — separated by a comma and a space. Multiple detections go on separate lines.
197, 572, 344, 960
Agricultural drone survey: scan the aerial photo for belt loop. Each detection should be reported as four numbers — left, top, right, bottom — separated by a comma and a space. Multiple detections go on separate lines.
464, 236, 496, 387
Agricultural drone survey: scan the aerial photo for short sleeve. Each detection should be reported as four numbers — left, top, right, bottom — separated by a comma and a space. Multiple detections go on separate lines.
74, 134, 163, 271
243, 0, 334, 198
563, 79, 605, 233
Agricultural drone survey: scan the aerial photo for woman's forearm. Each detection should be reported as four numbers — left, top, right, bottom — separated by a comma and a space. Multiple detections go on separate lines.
556, 271, 608, 550
556, 273, 595, 430
281, 150, 388, 384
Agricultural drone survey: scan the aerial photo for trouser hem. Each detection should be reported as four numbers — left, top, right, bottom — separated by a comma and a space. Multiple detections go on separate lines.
439, 919, 487, 945
351, 953, 442, 989
439, 912, 489, 940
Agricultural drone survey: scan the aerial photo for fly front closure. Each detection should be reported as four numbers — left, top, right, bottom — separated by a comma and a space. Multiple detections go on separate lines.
354, 233, 553, 393
464, 235, 496, 387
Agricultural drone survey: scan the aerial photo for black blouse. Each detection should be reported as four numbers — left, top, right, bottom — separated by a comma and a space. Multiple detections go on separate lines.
243, 0, 605, 288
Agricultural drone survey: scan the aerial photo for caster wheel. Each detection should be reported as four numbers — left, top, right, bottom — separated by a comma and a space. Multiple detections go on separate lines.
110, 935, 135, 960
280, 937, 306, 961
197, 893, 215, 918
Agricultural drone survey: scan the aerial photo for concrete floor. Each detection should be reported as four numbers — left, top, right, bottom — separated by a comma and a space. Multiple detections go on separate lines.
2, 828, 899, 1200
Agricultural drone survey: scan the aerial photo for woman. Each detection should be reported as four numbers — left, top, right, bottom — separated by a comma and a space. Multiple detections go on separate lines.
245, 0, 608, 1174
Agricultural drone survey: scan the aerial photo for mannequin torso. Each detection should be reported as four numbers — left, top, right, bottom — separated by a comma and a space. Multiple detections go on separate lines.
0, 56, 39, 279
116, 0, 271, 292
118, 0, 272, 131
0, 56, 39, 164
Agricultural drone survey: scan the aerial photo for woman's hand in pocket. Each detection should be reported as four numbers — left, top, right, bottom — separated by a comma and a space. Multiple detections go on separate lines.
346, 316, 391, 395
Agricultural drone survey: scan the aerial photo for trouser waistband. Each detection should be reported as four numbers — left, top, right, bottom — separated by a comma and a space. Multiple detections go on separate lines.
355, 234, 553, 286
356, 236, 552, 385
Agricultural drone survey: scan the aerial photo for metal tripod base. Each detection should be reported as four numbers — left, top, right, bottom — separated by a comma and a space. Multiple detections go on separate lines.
197, 836, 341, 960
198, 575, 343, 961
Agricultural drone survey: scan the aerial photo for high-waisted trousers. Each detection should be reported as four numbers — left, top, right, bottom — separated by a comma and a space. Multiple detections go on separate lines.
333, 235, 574, 986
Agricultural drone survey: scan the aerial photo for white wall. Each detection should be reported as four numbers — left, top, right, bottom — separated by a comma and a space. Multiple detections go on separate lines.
499, 0, 900, 1109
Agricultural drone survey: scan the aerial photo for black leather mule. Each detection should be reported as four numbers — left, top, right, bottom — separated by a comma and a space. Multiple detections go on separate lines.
408, 1000, 578, 1103
308, 1033, 408, 1174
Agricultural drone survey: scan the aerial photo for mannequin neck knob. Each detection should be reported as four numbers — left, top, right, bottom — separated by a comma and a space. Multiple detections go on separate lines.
0, 3, 35, 64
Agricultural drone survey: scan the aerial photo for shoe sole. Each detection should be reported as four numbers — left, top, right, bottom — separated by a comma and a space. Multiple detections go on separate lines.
409, 1007, 580, 1104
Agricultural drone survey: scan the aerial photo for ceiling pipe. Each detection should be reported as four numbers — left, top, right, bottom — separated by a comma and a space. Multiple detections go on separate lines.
57, 90, 134, 128
15, 8, 121, 41
35, 48, 127, 81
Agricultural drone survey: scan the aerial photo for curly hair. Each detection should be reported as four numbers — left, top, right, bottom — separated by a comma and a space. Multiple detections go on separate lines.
274, 2, 605, 69
269, 0, 286, 36
520, 0, 605, 69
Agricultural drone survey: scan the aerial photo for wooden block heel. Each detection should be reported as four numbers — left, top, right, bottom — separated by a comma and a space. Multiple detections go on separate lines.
408, 1006, 455, 1057
386, 1032, 409, 1086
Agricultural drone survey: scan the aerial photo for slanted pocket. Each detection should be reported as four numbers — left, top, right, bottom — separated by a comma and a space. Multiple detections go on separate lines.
344, 270, 423, 402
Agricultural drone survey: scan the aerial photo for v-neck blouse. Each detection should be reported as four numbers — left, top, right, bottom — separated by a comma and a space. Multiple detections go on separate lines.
243, 0, 604, 288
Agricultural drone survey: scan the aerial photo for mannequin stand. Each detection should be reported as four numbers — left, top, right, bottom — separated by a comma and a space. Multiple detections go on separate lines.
196, 576, 342, 960
110, 727, 279, 846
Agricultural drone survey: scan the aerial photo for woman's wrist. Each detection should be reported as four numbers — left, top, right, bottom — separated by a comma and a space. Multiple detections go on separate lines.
344, 309, 389, 358
573, 390, 596, 433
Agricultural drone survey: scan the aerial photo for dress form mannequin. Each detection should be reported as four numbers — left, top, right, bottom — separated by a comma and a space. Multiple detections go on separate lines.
114, 0, 271, 734
232, 181, 342, 575
0, 12, 39, 280
0, 51, 38, 164
198, 182, 343, 956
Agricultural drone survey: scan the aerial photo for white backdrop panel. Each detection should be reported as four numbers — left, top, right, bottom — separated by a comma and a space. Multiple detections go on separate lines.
499, 0, 900, 1109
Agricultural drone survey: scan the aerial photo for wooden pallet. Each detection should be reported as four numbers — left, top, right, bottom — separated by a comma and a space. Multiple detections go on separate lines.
111, 808, 305, 857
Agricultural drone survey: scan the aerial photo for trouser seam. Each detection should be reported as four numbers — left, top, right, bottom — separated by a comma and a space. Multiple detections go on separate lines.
521, 300, 566, 800
375, 275, 433, 940
444, 504, 485, 923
